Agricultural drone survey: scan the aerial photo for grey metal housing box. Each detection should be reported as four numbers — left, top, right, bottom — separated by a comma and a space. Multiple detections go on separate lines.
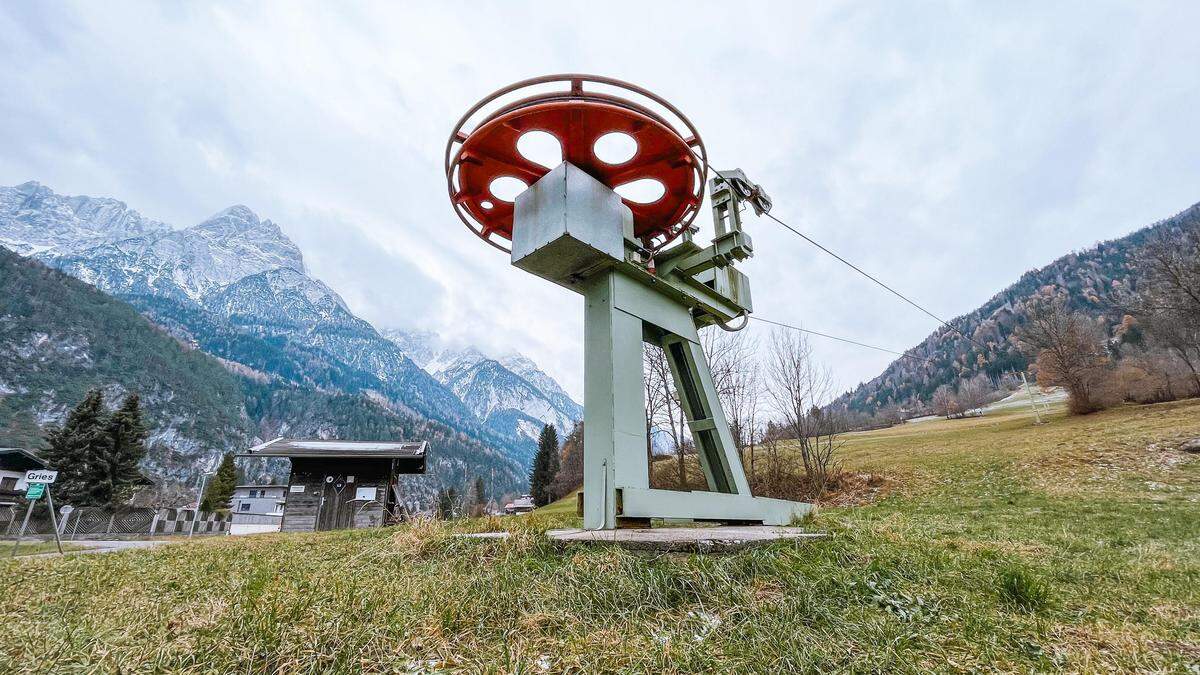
696, 266, 754, 314
511, 162, 634, 287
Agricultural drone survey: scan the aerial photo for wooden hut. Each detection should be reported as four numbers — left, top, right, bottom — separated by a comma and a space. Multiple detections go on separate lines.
237, 438, 426, 532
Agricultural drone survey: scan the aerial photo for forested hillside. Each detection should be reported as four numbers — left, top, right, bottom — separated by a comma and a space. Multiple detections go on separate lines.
0, 248, 526, 499
1, 181, 579, 469
0, 247, 247, 480
836, 202, 1200, 414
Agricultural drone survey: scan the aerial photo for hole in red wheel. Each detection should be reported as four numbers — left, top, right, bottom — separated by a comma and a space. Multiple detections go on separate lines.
481, 200, 494, 210
489, 176, 528, 202
593, 132, 637, 164
516, 131, 563, 169
615, 178, 665, 204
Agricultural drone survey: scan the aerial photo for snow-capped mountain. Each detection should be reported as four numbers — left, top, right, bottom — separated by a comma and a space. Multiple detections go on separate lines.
1, 181, 578, 468
380, 329, 583, 451
498, 353, 583, 424
0, 181, 169, 255
48, 206, 307, 305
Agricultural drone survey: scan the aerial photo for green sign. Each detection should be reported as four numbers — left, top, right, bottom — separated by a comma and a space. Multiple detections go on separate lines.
25, 483, 45, 500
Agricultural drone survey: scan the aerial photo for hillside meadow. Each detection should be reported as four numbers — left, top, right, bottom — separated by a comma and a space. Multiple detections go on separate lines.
2, 399, 1198, 673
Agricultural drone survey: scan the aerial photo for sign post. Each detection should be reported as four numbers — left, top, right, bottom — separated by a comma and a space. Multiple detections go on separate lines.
9, 470, 62, 557
43, 484, 64, 555
189, 471, 212, 538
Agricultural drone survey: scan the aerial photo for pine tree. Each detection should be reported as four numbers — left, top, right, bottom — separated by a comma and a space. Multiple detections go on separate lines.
469, 476, 487, 516
529, 424, 561, 507
41, 389, 110, 505
93, 393, 149, 508
200, 453, 238, 512
437, 487, 458, 519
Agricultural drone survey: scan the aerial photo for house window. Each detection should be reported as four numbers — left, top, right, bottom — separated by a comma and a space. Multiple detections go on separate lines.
239, 503, 251, 512
0, 477, 17, 492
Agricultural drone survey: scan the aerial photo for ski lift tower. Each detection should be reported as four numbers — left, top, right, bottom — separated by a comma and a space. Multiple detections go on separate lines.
446, 74, 812, 530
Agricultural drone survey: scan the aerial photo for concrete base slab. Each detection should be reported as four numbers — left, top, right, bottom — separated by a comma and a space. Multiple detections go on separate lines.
455, 532, 512, 540
546, 526, 827, 553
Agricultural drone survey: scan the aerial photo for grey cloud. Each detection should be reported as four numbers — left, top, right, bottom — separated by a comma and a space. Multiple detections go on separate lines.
2, 0, 1198, 402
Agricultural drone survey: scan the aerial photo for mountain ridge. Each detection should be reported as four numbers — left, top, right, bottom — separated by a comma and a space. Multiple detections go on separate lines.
0, 181, 580, 475
0, 246, 528, 500
835, 201, 1200, 414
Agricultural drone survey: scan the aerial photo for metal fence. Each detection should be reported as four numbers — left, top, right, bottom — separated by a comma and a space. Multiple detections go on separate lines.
3, 504, 229, 539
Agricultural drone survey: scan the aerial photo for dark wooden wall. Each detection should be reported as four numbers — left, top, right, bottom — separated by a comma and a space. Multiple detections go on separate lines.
281, 458, 404, 533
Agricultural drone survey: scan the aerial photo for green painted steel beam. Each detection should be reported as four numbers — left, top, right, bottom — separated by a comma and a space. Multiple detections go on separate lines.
511, 162, 812, 530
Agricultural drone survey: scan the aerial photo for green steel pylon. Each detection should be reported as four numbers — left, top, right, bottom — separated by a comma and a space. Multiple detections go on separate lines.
512, 162, 811, 529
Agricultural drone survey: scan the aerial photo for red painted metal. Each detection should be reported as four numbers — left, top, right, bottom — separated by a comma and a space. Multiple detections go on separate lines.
446, 75, 707, 253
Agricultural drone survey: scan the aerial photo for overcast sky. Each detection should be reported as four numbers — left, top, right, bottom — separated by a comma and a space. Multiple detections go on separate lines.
3, 1, 1199, 401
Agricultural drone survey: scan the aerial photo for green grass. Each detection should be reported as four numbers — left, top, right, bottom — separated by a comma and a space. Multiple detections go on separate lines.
538, 490, 580, 517
1, 400, 1198, 672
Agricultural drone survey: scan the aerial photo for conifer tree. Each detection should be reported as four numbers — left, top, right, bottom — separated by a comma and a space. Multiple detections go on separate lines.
200, 453, 238, 512
41, 389, 110, 505
94, 393, 149, 507
437, 487, 458, 519
470, 476, 487, 517
41, 391, 150, 508
529, 424, 560, 507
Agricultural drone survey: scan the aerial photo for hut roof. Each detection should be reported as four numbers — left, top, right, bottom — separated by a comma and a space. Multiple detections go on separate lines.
236, 438, 427, 459
0, 448, 49, 471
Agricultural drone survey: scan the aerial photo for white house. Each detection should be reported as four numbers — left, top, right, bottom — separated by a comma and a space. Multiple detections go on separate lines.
228, 484, 286, 535
503, 494, 535, 515
1, 448, 48, 534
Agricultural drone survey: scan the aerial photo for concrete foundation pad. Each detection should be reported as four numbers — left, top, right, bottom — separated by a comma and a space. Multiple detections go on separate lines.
546, 526, 827, 553
455, 532, 512, 540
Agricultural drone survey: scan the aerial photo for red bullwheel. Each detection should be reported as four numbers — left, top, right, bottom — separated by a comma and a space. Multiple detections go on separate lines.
446, 74, 708, 253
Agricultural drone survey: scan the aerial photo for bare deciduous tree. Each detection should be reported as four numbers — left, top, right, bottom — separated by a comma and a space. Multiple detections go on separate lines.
1015, 292, 1111, 414
550, 421, 584, 497
702, 328, 761, 479
1126, 225, 1200, 395
957, 373, 995, 414
931, 383, 961, 418
643, 343, 686, 486
764, 328, 843, 495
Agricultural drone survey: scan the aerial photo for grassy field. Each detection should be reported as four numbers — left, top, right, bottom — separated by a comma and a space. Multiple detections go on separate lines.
2, 400, 1198, 673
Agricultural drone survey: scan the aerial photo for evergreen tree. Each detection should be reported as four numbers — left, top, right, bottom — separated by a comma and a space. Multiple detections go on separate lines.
529, 424, 561, 507
200, 453, 238, 512
41, 391, 150, 508
470, 476, 486, 516
93, 393, 149, 507
41, 389, 110, 505
437, 487, 459, 519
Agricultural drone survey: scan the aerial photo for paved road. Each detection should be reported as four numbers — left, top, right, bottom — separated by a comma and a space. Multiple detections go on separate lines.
73, 539, 173, 553
12, 539, 175, 559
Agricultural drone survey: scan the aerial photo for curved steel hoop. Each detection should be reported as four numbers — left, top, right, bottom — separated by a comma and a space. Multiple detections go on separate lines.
445, 74, 708, 254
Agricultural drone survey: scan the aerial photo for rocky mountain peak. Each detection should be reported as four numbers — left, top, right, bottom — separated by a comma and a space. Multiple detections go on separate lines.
14, 180, 48, 196
188, 205, 301, 270
3, 181, 581, 466
195, 205, 262, 234
0, 182, 170, 255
